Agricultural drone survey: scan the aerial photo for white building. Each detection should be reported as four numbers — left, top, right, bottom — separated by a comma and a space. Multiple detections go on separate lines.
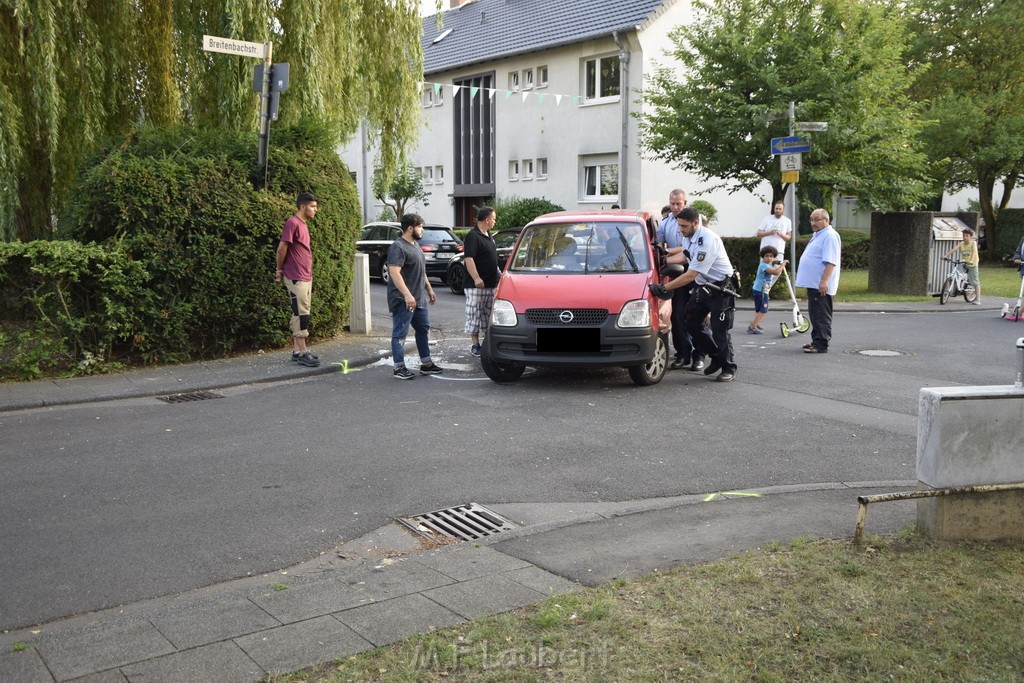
339, 0, 773, 235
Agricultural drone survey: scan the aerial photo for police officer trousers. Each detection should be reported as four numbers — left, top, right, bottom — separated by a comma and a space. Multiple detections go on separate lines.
685, 286, 736, 373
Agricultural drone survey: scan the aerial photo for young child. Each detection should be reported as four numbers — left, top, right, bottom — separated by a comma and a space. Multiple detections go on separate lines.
747, 246, 788, 334
943, 228, 981, 304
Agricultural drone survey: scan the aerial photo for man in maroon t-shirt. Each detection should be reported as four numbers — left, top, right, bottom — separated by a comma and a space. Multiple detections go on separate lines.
275, 192, 320, 366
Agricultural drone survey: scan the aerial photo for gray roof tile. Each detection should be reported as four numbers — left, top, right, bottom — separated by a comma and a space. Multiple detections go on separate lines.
423, 0, 669, 75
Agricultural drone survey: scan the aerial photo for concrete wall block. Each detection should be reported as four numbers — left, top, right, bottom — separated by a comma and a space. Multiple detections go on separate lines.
918, 490, 1024, 540
918, 387, 1024, 488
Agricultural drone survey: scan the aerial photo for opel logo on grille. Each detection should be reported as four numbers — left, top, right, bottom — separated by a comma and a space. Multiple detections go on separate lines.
559, 310, 574, 323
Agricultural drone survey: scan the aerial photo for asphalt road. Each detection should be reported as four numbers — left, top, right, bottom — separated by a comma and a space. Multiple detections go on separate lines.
1, 283, 1020, 630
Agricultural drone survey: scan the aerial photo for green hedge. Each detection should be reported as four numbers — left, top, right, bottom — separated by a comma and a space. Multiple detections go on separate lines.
488, 196, 564, 232
725, 230, 869, 297
58, 124, 360, 362
0, 241, 147, 378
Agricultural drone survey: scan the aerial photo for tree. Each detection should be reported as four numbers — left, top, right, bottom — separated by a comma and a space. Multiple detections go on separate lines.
0, 0, 428, 241
639, 0, 932, 212
373, 165, 430, 220
908, 0, 1024, 257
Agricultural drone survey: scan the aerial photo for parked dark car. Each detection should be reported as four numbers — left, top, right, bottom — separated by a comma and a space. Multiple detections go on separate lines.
356, 222, 463, 284
446, 227, 524, 294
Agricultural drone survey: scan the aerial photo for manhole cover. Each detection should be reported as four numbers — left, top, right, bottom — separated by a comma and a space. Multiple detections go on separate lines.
856, 349, 905, 357
156, 390, 224, 403
399, 502, 518, 541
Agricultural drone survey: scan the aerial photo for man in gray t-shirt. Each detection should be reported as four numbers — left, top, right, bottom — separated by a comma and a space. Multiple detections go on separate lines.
386, 213, 443, 379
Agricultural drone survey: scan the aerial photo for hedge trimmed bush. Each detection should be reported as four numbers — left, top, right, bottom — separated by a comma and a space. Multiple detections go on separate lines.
725, 230, 869, 297
58, 124, 360, 362
488, 196, 564, 232
0, 241, 146, 378
996, 209, 1024, 259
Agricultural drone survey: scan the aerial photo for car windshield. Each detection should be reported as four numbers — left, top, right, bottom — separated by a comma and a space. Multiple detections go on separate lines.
508, 222, 649, 273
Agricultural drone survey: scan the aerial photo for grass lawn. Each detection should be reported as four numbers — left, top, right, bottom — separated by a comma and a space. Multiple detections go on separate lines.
276, 532, 1024, 683
828, 266, 1023, 303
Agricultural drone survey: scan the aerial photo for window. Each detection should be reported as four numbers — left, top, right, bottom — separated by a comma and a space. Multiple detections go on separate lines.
421, 88, 433, 108
537, 158, 548, 178
435, 85, 443, 106
424, 166, 434, 184
538, 65, 548, 88
522, 68, 534, 90
584, 55, 620, 101
523, 159, 534, 180
435, 165, 444, 184
508, 71, 519, 92
509, 160, 520, 181
581, 155, 619, 200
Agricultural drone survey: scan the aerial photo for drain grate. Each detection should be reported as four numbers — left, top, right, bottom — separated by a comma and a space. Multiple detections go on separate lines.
156, 390, 224, 404
399, 502, 518, 541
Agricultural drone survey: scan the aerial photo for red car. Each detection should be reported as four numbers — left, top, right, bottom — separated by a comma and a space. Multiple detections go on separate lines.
481, 210, 671, 386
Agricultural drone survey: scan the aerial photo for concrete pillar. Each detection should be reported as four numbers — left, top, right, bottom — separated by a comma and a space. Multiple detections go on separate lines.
917, 386, 1024, 539
349, 253, 371, 334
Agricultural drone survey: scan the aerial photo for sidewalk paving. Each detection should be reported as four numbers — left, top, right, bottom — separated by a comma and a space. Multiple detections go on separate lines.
0, 301, 969, 681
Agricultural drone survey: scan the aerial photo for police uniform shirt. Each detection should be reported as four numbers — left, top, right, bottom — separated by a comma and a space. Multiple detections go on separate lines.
656, 214, 685, 249
686, 225, 733, 285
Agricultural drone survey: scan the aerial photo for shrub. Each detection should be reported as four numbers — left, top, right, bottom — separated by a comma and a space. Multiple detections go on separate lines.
59, 124, 360, 362
690, 200, 718, 225
487, 196, 564, 232
0, 240, 145, 378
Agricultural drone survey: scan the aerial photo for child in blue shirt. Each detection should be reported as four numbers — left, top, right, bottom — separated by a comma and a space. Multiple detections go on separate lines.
747, 246, 788, 334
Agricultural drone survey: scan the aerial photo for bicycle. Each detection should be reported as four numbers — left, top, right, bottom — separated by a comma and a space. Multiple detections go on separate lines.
939, 257, 978, 304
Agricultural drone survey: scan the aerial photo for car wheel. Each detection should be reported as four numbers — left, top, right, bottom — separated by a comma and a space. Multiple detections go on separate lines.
448, 263, 465, 295
628, 333, 669, 386
380, 261, 390, 285
480, 341, 525, 383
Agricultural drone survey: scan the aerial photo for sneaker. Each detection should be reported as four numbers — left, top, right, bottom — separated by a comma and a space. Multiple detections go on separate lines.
716, 371, 736, 382
971, 301, 980, 305
419, 362, 444, 375
393, 366, 415, 380
689, 359, 705, 372
746, 327, 764, 335
296, 352, 321, 367
470, 344, 482, 357
670, 357, 690, 370
292, 350, 320, 362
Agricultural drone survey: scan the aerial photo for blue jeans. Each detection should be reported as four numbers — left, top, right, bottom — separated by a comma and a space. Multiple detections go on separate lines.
391, 306, 432, 367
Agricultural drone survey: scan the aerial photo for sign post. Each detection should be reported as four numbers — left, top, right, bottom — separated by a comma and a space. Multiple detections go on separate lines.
202, 35, 275, 173
769, 103, 828, 279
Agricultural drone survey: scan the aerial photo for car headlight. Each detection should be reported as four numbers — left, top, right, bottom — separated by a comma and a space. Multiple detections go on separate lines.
491, 299, 518, 327
617, 299, 651, 328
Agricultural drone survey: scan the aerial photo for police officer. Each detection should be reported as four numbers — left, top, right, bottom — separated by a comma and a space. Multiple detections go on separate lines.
652, 207, 738, 382
655, 189, 705, 372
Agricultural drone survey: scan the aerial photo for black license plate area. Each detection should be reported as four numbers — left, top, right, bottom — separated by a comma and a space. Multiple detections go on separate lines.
537, 328, 600, 353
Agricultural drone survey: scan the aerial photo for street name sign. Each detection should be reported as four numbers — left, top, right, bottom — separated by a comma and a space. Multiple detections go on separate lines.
203, 35, 267, 59
770, 136, 811, 155
795, 122, 828, 132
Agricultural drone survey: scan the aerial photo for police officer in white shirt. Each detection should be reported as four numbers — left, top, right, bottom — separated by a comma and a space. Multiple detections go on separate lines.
655, 189, 706, 371
653, 207, 738, 382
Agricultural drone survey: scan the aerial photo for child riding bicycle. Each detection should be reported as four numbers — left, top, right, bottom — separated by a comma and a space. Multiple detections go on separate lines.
942, 228, 981, 305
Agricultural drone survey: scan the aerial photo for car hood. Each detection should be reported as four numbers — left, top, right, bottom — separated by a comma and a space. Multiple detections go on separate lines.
497, 272, 653, 312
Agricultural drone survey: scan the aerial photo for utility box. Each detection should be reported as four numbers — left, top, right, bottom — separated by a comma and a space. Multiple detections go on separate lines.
869, 211, 978, 296
928, 216, 971, 295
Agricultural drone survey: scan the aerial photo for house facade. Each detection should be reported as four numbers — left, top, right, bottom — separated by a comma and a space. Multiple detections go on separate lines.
339, 0, 772, 235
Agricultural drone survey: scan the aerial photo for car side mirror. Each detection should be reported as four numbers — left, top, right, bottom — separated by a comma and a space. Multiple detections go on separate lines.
662, 263, 687, 278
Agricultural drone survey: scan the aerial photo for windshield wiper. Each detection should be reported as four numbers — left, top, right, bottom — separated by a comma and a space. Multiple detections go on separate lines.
616, 228, 639, 273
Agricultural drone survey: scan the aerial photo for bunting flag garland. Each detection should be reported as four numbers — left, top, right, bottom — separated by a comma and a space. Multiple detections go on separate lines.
420, 80, 589, 107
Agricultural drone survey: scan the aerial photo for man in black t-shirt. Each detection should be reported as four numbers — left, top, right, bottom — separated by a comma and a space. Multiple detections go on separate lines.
463, 206, 500, 357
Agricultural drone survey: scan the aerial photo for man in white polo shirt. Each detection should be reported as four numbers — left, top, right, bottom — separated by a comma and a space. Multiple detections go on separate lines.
795, 208, 841, 354
755, 200, 792, 257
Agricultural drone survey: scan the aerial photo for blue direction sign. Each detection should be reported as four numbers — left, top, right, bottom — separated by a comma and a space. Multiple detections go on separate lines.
770, 136, 811, 155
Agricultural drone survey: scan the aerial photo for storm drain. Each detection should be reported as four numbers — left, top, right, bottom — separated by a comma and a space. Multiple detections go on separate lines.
156, 390, 224, 404
399, 502, 518, 541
